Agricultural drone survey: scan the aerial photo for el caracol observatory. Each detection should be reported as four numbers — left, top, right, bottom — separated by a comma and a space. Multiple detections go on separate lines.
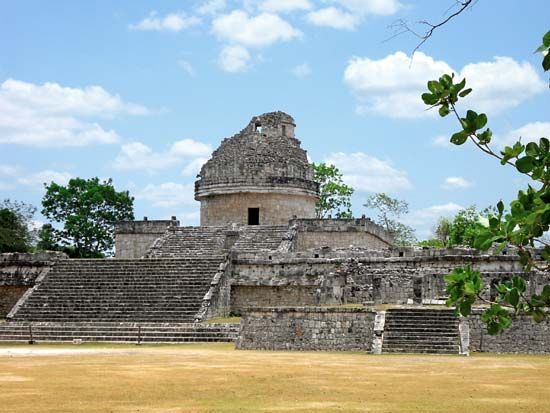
194, 111, 320, 226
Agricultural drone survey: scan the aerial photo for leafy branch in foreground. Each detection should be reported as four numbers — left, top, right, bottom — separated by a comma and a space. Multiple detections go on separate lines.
422, 30, 550, 333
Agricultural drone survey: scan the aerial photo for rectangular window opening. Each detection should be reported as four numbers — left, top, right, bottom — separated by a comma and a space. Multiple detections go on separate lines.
248, 208, 260, 225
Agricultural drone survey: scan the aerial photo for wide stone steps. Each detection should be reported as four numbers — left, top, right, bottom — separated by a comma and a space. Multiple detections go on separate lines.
11, 257, 223, 323
0, 322, 239, 343
382, 309, 459, 355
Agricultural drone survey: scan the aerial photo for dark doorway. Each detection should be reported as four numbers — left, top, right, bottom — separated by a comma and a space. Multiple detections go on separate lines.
248, 208, 260, 225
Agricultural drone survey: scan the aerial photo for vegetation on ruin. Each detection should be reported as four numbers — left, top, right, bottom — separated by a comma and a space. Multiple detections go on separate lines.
0, 199, 36, 253
422, 31, 550, 334
313, 162, 354, 219
1, 343, 549, 413
41, 177, 134, 258
364, 193, 416, 246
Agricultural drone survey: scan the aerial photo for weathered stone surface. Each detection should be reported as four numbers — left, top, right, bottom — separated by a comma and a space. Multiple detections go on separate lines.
195, 112, 319, 226
236, 307, 375, 351
115, 218, 179, 258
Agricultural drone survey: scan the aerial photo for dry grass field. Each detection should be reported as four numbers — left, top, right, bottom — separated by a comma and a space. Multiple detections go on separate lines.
0, 343, 549, 413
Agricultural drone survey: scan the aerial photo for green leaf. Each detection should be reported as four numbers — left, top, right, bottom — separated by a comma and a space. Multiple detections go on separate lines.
515, 156, 535, 173
421, 93, 438, 105
438, 104, 450, 117
427, 80, 441, 93
451, 131, 468, 145
458, 88, 472, 98
508, 288, 520, 307
543, 30, 550, 48
475, 113, 488, 129
459, 300, 472, 316
539, 137, 549, 153
497, 201, 504, 215
525, 142, 539, 157
543, 53, 550, 71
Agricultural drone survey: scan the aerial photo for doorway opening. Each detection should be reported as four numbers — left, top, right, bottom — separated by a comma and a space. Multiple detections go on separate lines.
248, 208, 260, 225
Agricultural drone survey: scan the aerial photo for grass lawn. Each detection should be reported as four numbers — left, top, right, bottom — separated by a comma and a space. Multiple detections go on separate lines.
0, 343, 549, 413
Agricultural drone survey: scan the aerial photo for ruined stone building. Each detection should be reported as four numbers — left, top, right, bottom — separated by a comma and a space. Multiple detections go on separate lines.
1, 111, 549, 354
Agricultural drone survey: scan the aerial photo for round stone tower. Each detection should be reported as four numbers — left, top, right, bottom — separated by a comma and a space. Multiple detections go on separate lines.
195, 111, 320, 226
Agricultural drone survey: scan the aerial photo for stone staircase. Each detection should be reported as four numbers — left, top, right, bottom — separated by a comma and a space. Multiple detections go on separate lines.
146, 226, 228, 258
382, 308, 460, 354
0, 321, 238, 343
232, 225, 288, 252
10, 257, 224, 323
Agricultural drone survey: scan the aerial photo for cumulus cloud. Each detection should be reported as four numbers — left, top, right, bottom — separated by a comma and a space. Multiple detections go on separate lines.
259, 0, 312, 13
404, 202, 463, 237
324, 152, 412, 193
177, 59, 195, 76
494, 121, 550, 148
291, 63, 312, 78
129, 11, 201, 32
441, 176, 473, 190
344, 52, 545, 119
335, 0, 402, 15
212, 11, 301, 48
0, 165, 18, 190
18, 170, 72, 190
197, 0, 226, 15
135, 182, 195, 208
218, 45, 251, 72
113, 139, 212, 173
306, 7, 359, 30
0, 78, 147, 147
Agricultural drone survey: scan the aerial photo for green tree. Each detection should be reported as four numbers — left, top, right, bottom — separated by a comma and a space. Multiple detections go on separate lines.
313, 163, 354, 219
434, 216, 452, 245
447, 206, 482, 247
421, 31, 550, 334
364, 193, 417, 246
41, 177, 134, 258
36, 223, 59, 251
0, 199, 37, 252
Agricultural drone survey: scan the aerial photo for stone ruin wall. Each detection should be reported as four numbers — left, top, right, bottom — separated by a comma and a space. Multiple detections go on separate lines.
0, 252, 66, 317
115, 219, 179, 258
236, 307, 375, 351
200, 192, 316, 226
228, 249, 541, 313
292, 218, 393, 251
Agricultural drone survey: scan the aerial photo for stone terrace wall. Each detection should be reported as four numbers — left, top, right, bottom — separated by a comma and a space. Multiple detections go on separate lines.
115, 218, 179, 258
468, 310, 550, 353
0, 252, 66, 317
230, 252, 346, 314
236, 307, 375, 351
292, 218, 393, 251
229, 249, 533, 313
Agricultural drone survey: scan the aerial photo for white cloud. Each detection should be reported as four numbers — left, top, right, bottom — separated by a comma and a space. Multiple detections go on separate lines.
129, 11, 201, 32
432, 135, 451, 147
259, 0, 312, 13
177, 59, 195, 76
212, 11, 301, 48
0, 78, 147, 147
335, 0, 402, 15
291, 63, 312, 78
325, 152, 412, 193
135, 182, 195, 208
113, 139, 212, 173
18, 170, 72, 190
0, 165, 18, 190
197, 0, 226, 15
344, 52, 545, 119
218, 45, 251, 72
495, 121, 550, 148
441, 176, 473, 190
177, 210, 201, 226
182, 158, 208, 176
306, 7, 359, 30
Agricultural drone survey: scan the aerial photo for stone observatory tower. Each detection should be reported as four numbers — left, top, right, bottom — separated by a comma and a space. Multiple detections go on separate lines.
195, 111, 320, 226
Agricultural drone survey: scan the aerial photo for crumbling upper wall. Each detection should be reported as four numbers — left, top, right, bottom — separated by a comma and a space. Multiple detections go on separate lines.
292, 218, 393, 251
115, 218, 179, 258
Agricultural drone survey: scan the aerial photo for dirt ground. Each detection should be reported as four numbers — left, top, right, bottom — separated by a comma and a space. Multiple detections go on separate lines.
0, 342, 549, 413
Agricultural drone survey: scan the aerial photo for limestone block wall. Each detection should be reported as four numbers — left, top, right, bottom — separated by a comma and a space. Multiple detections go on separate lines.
236, 307, 376, 351
468, 310, 550, 353
293, 218, 393, 251
230, 253, 345, 314
115, 219, 178, 258
0, 252, 66, 317
200, 192, 316, 226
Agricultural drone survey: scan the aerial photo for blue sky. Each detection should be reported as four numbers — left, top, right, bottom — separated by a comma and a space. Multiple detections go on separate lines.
1, 0, 549, 238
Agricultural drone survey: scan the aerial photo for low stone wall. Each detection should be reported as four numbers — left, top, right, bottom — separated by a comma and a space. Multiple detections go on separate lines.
292, 218, 392, 251
236, 307, 375, 351
115, 219, 179, 258
0, 252, 66, 317
468, 310, 550, 353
